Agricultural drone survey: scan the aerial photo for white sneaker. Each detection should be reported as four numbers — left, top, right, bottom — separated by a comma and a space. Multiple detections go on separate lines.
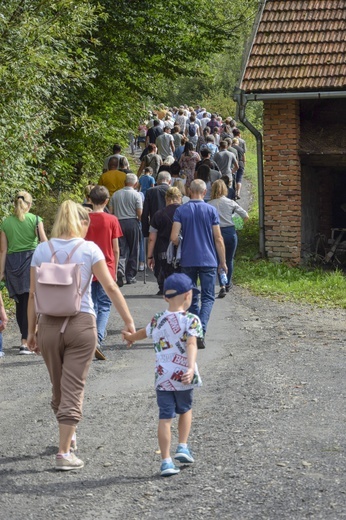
19, 345, 34, 355
55, 452, 84, 471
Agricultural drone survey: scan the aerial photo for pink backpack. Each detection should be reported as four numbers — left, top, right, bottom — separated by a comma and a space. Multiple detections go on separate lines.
34, 241, 89, 332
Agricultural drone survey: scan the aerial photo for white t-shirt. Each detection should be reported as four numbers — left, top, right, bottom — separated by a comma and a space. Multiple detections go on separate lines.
146, 310, 203, 391
31, 238, 105, 316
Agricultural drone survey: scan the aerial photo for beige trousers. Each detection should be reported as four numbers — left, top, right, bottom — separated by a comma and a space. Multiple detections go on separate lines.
37, 312, 97, 426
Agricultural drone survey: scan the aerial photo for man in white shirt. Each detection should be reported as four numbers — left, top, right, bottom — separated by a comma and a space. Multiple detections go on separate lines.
200, 112, 211, 131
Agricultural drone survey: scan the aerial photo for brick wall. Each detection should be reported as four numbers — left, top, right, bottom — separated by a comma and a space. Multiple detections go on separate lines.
263, 100, 301, 264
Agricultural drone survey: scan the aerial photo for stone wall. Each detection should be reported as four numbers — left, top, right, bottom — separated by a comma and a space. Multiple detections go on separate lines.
263, 99, 301, 264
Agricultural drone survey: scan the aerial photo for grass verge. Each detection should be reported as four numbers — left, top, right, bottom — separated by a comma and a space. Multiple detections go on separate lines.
233, 135, 346, 309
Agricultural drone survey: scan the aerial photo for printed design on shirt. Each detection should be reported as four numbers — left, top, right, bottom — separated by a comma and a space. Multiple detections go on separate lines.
172, 354, 188, 368
150, 312, 164, 335
158, 379, 177, 391
171, 368, 184, 382
166, 313, 182, 334
176, 341, 185, 354
191, 373, 199, 385
156, 364, 168, 376
151, 310, 203, 390
154, 337, 172, 353
187, 314, 203, 335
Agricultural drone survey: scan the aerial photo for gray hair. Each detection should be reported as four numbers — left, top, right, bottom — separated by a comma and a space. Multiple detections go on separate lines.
157, 171, 171, 184
190, 179, 206, 194
125, 173, 138, 186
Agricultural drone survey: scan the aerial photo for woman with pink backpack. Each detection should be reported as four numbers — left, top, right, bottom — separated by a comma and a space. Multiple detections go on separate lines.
27, 201, 136, 471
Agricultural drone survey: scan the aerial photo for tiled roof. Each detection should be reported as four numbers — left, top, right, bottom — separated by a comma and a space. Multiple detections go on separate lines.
240, 0, 346, 93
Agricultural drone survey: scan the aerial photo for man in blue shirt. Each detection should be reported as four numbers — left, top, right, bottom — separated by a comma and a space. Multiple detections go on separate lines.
170, 179, 227, 349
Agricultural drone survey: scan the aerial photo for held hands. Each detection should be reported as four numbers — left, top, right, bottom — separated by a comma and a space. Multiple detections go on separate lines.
122, 323, 136, 348
181, 368, 194, 385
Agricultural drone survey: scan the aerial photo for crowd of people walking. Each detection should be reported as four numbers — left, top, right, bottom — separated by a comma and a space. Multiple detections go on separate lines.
0, 103, 249, 476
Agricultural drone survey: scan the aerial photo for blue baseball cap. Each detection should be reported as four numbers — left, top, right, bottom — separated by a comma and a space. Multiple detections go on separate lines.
163, 273, 200, 299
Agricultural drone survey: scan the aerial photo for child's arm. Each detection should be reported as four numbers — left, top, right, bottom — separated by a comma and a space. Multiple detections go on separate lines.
181, 335, 197, 385
122, 327, 147, 348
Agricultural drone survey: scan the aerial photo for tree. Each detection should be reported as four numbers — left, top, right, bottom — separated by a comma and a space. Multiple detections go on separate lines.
0, 0, 99, 212
0, 0, 260, 217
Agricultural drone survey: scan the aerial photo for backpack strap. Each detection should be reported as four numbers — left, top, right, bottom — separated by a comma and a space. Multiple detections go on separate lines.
45, 240, 90, 333
48, 240, 84, 264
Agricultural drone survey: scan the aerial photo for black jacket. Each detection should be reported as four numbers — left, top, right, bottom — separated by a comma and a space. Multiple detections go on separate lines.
141, 183, 170, 237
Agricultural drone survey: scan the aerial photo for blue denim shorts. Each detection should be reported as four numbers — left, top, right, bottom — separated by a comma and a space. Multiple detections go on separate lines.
156, 389, 194, 419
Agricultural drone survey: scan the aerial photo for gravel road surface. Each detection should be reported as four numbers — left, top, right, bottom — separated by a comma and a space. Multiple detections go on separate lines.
1, 270, 346, 519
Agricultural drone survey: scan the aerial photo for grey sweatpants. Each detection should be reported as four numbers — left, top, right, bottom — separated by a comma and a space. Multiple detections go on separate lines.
37, 312, 97, 426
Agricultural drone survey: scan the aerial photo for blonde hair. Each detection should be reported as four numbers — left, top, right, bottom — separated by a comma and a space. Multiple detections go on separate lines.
172, 180, 186, 196
51, 200, 90, 238
14, 191, 32, 221
84, 184, 95, 198
163, 156, 175, 166
165, 186, 182, 203
210, 179, 227, 200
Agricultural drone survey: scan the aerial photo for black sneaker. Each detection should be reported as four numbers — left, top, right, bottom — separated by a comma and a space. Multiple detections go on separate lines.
218, 287, 226, 298
197, 337, 206, 350
117, 273, 124, 288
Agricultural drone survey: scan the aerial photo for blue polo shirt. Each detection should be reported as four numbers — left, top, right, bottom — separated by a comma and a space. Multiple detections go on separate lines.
173, 200, 219, 267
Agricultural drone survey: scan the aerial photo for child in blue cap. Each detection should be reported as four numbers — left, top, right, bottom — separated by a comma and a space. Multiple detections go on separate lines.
123, 273, 203, 477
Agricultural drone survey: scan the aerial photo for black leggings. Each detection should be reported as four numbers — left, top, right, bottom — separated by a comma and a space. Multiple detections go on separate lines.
15, 292, 29, 340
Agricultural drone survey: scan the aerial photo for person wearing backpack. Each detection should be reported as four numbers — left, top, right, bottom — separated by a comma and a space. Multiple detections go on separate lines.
27, 201, 135, 471
185, 115, 200, 149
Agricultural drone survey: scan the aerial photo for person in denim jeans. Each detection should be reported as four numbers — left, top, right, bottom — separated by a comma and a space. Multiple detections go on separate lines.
170, 179, 227, 349
86, 186, 123, 359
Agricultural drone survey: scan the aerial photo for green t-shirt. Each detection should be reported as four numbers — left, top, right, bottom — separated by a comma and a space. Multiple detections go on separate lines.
1, 213, 42, 254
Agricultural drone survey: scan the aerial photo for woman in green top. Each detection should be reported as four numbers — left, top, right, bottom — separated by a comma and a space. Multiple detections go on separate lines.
0, 191, 47, 354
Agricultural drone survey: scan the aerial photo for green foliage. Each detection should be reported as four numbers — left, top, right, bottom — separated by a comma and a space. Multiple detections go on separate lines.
235, 251, 346, 308
0, 0, 260, 218
0, 0, 100, 215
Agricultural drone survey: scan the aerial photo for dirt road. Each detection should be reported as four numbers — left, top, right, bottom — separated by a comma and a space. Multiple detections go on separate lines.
1, 269, 346, 519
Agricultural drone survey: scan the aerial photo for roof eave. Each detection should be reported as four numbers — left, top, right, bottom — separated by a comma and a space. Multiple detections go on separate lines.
237, 0, 268, 89
241, 90, 346, 101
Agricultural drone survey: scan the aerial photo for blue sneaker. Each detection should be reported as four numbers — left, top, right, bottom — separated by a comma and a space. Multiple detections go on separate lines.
174, 446, 194, 464
160, 461, 180, 477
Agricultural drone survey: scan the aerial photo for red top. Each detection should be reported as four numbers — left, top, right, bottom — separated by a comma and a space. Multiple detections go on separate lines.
85, 212, 123, 280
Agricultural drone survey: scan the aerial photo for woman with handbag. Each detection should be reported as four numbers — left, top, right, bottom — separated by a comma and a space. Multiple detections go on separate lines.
27, 200, 136, 471
0, 191, 47, 354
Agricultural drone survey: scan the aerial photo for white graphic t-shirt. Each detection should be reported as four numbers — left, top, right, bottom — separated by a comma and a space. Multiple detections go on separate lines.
146, 310, 203, 391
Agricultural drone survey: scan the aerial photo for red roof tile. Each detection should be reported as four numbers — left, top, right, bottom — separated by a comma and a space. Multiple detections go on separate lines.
240, 0, 346, 93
